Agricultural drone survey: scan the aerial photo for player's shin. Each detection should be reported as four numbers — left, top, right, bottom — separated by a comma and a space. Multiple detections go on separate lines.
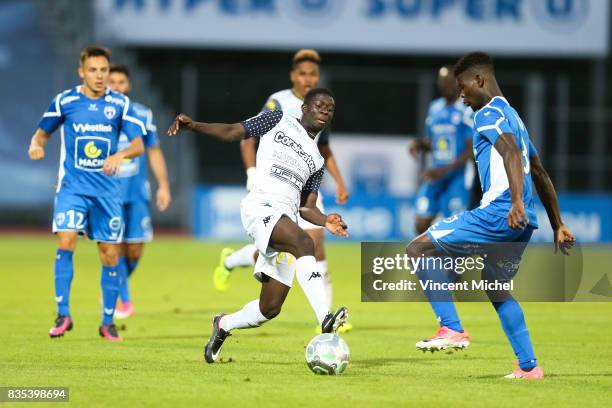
317, 260, 332, 306
219, 299, 269, 331
118, 257, 130, 303
225, 244, 257, 270
54, 249, 74, 317
296, 255, 330, 324
101, 265, 120, 325
126, 258, 139, 277
417, 266, 463, 332
493, 299, 537, 370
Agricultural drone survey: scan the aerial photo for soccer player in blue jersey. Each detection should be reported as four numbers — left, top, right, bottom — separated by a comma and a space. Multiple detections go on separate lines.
410, 65, 474, 234
108, 64, 171, 319
406, 52, 575, 379
28, 47, 146, 342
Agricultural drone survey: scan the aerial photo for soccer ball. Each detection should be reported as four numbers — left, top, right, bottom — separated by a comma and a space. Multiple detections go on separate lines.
305, 333, 350, 375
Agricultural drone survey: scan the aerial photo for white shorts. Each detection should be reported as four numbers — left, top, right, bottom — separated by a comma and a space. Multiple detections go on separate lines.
297, 194, 325, 230
253, 252, 296, 288
240, 195, 297, 257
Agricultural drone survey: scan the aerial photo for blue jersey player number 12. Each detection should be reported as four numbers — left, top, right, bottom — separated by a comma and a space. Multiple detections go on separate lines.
28, 46, 146, 342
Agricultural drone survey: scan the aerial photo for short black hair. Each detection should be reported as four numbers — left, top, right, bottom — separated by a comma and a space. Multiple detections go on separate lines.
304, 88, 334, 106
453, 52, 494, 77
80, 46, 111, 64
110, 64, 129, 77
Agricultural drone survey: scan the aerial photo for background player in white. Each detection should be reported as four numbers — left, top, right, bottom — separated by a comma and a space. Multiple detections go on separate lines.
168, 88, 349, 363
214, 49, 351, 331
108, 64, 172, 319
28, 46, 145, 342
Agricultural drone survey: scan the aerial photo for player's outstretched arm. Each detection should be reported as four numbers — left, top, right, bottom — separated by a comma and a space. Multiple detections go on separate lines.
28, 129, 51, 160
167, 113, 245, 142
103, 137, 145, 176
300, 191, 348, 237
148, 146, 172, 211
318, 144, 349, 204
240, 138, 257, 191
530, 154, 575, 254
494, 133, 527, 229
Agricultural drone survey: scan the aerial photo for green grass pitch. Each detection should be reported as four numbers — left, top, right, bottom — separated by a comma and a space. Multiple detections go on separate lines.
1, 236, 611, 407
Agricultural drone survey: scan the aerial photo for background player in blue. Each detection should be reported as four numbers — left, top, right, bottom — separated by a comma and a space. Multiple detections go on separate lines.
108, 64, 172, 319
405, 52, 575, 379
28, 47, 146, 342
409, 65, 474, 234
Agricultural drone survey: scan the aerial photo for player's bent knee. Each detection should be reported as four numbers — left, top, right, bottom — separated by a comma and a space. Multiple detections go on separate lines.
126, 244, 144, 260
98, 244, 119, 267
294, 234, 314, 258
259, 302, 282, 320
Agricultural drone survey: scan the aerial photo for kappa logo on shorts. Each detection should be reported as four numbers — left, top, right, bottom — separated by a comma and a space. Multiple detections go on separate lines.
55, 212, 66, 226
308, 272, 322, 281
263, 216, 271, 227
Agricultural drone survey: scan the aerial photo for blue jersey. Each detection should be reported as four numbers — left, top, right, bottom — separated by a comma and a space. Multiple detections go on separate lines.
118, 102, 159, 203
38, 86, 145, 197
473, 96, 538, 227
425, 97, 473, 170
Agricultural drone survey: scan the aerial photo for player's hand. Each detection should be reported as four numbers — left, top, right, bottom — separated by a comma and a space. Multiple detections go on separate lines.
28, 144, 45, 160
156, 184, 171, 212
167, 113, 194, 136
335, 183, 349, 205
246, 167, 256, 192
554, 224, 576, 255
103, 153, 123, 176
507, 201, 528, 229
325, 213, 348, 237
423, 168, 446, 182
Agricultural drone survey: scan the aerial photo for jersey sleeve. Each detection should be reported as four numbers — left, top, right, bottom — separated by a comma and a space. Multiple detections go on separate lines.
261, 98, 281, 113
241, 110, 283, 138
474, 108, 513, 144
121, 98, 146, 141
317, 127, 330, 145
301, 168, 325, 201
528, 139, 538, 158
143, 107, 159, 148
37, 93, 64, 134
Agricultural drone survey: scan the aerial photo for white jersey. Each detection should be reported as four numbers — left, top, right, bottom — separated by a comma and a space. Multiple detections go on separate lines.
241, 110, 325, 215
262, 89, 329, 145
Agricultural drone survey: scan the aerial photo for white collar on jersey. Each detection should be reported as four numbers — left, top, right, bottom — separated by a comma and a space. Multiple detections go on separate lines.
475, 95, 509, 115
75, 85, 112, 96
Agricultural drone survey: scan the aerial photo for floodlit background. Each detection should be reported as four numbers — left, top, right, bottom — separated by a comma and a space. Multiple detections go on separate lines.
1, 0, 610, 242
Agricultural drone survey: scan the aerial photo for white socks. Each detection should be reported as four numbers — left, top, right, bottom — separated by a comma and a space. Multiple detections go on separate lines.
225, 244, 257, 270
296, 255, 330, 324
317, 260, 332, 307
220, 299, 268, 332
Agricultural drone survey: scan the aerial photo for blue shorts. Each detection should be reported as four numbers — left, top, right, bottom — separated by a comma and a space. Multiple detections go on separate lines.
415, 172, 468, 218
53, 190, 123, 243
122, 199, 153, 243
426, 207, 535, 281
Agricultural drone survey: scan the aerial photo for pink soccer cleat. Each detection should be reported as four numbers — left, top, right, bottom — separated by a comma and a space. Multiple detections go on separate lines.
416, 326, 470, 352
49, 315, 73, 338
99, 324, 123, 342
504, 363, 544, 379
114, 301, 134, 320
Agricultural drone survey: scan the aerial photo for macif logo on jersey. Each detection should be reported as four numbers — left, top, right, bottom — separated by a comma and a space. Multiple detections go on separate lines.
104, 105, 117, 119
75, 136, 111, 171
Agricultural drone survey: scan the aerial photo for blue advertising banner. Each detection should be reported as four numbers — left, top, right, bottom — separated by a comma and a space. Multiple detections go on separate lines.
193, 185, 612, 243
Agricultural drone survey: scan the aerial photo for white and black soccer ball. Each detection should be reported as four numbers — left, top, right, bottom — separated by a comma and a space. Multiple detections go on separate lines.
305, 333, 350, 375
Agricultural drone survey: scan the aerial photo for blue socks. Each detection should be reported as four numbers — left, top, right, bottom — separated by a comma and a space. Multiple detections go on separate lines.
417, 265, 464, 332
101, 264, 120, 325
54, 249, 74, 317
493, 299, 537, 370
118, 257, 131, 304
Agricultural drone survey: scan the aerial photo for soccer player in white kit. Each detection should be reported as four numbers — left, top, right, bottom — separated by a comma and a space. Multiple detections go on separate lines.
168, 88, 349, 363
214, 49, 351, 332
